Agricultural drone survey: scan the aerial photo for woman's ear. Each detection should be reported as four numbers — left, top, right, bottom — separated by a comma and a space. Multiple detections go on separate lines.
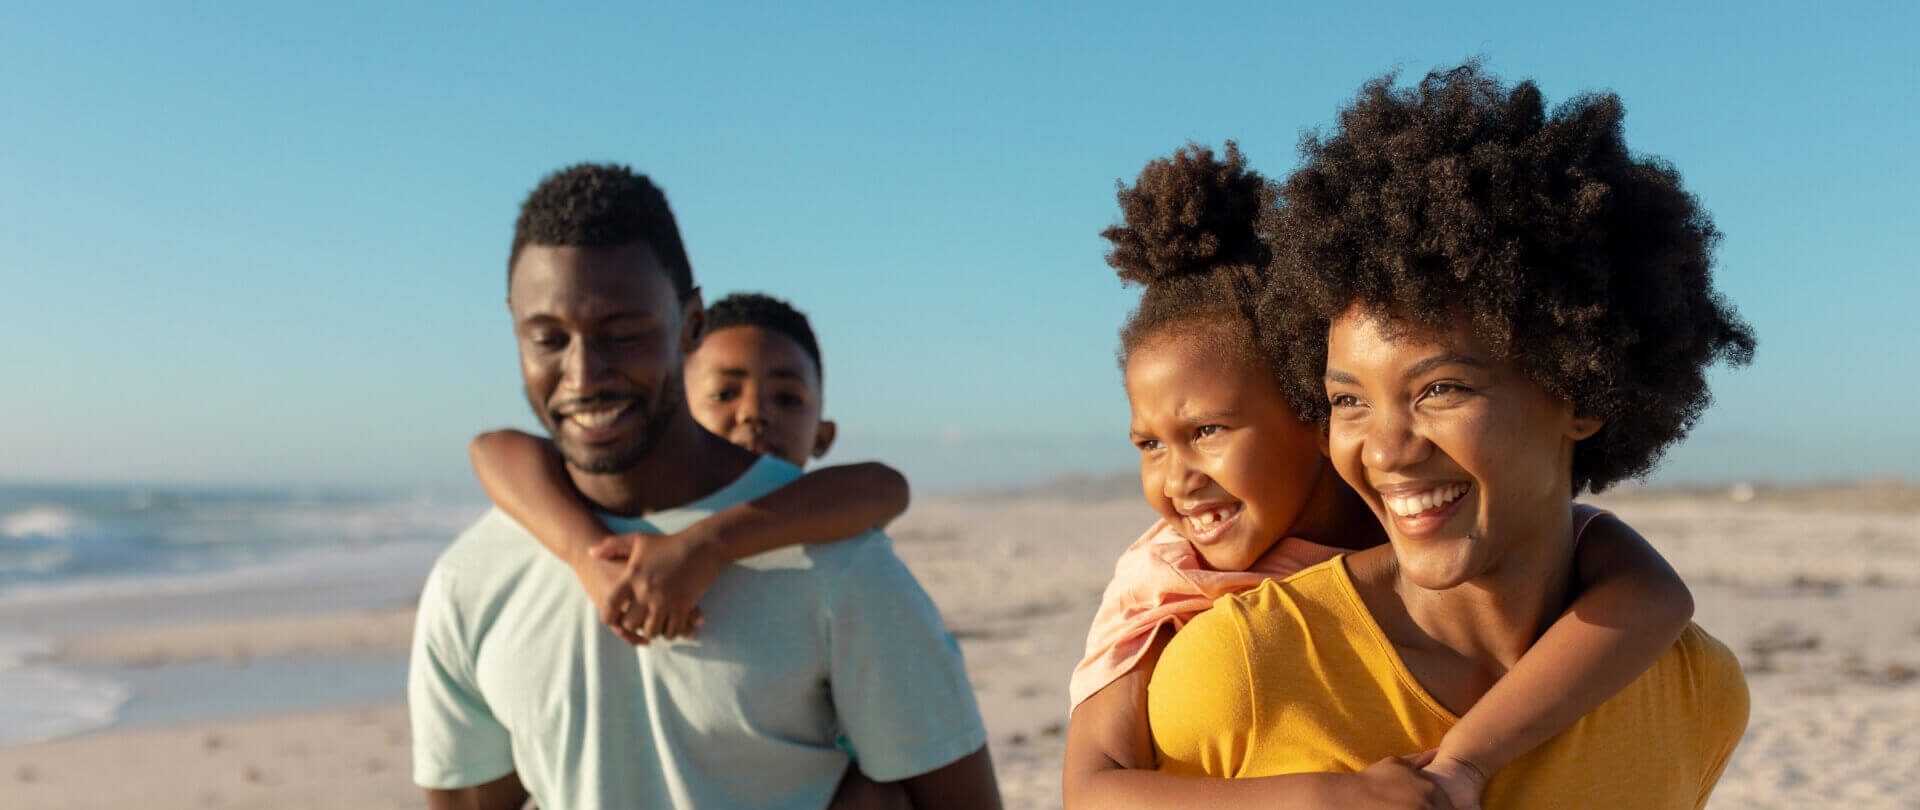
1567, 414, 1605, 442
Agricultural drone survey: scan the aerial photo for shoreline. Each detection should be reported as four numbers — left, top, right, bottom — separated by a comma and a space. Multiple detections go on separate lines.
1, 496, 1916, 808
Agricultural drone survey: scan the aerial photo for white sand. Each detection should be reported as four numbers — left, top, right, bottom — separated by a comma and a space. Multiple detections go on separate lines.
2, 494, 1916, 809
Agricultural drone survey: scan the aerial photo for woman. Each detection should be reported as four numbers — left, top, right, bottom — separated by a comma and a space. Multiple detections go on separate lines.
1147, 63, 1754, 809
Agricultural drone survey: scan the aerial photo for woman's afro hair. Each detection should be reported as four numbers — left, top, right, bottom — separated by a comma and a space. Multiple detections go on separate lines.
1104, 141, 1274, 372
1260, 62, 1755, 493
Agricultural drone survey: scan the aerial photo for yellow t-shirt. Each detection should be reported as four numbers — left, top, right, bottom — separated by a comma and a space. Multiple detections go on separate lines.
1149, 558, 1748, 809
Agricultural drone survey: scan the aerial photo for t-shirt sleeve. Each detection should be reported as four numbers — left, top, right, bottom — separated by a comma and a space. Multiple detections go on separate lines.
408, 566, 517, 790
824, 535, 989, 782
1146, 597, 1257, 778
1691, 629, 1752, 809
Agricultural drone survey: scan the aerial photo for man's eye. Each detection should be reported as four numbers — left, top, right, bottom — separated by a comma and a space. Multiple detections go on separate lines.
1135, 439, 1161, 452
529, 333, 565, 349
1195, 424, 1225, 440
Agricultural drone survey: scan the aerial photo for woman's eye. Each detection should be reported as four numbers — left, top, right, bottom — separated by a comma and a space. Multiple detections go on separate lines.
709, 390, 738, 403
1423, 382, 1468, 399
1328, 393, 1359, 409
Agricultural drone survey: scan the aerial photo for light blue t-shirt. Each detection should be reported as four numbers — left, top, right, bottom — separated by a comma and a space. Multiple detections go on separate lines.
409, 457, 986, 809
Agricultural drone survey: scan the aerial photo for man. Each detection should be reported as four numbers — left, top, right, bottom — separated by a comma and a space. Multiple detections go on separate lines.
409, 163, 1000, 809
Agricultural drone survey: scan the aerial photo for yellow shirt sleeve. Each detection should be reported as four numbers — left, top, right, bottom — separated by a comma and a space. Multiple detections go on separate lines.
1692, 629, 1752, 809
1147, 595, 1256, 778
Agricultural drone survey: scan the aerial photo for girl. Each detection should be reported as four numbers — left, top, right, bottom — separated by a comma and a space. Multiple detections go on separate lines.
1063, 141, 1699, 810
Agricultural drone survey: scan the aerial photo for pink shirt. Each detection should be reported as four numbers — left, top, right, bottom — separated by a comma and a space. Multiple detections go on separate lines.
1067, 520, 1345, 710
1068, 505, 1609, 711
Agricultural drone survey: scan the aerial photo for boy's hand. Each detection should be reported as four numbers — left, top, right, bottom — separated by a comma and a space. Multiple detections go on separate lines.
568, 552, 649, 645
589, 529, 722, 644
1333, 757, 1455, 810
1420, 752, 1487, 810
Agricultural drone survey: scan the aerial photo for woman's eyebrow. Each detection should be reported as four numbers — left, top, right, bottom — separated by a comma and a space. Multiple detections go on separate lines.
1402, 352, 1489, 380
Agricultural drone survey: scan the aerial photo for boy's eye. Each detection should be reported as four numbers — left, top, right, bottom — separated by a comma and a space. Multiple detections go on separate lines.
774, 393, 805, 408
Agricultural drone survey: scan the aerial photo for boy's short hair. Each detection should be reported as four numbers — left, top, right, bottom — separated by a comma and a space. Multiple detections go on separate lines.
705, 292, 823, 380
1260, 62, 1756, 493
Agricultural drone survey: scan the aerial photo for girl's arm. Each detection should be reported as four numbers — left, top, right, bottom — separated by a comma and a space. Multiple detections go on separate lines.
1426, 512, 1694, 806
1061, 631, 1441, 810
469, 429, 911, 642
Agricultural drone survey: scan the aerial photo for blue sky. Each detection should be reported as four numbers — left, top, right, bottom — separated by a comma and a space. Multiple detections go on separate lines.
2, 1, 1914, 493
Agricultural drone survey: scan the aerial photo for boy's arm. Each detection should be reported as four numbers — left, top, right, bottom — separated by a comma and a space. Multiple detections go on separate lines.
603, 460, 909, 640
1427, 512, 1694, 806
469, 429, 646, 643
1062, 631, 1446, 810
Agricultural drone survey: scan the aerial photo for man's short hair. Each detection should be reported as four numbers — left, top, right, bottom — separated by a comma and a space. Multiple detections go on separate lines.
508, 163, 695, 298
705, 292, 824, 380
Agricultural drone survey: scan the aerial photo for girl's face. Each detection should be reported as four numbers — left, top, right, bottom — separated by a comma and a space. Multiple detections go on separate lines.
1126, 331, 1329, 571
1321, 306, 1602, 590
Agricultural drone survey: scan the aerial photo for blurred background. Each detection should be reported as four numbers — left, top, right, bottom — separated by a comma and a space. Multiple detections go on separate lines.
2, 2, 1915, 807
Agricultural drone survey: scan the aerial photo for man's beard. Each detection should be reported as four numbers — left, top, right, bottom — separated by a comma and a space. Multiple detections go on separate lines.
539, 370, 683, 476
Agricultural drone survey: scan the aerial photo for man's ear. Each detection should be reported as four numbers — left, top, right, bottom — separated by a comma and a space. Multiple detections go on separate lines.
811, 420, 838, 459
1568, 414, 1605, 442
678, 287, 705, 355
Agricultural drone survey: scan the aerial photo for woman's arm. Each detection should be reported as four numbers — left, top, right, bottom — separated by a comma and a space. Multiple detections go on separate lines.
1427, 512, 1694, 805
1061, 631, 1443, 810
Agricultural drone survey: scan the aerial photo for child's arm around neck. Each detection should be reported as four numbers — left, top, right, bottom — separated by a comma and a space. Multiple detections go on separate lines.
1425, 509, 1694, 805
469, 429, 909, 643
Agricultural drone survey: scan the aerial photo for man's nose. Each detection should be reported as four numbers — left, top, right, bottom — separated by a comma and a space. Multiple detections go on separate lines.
561, 337, 614, 397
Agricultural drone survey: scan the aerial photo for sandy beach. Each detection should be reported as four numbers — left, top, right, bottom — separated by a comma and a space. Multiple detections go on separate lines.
3, 488, 1917, 809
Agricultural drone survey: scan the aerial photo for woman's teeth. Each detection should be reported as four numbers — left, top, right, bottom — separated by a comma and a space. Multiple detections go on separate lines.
1386, 483, 1469, 517
568, 404, 630, 429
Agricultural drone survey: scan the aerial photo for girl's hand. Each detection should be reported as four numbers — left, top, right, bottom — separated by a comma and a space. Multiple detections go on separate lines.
589, 530, 721, 643
1335, 756, 1456, 810
1420, 751, 1487, 810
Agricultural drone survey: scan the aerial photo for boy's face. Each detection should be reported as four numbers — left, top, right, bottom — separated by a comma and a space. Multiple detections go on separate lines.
684, 325, 835, 467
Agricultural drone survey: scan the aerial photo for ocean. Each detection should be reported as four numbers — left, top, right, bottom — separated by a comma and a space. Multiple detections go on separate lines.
0, 484, 484, 743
